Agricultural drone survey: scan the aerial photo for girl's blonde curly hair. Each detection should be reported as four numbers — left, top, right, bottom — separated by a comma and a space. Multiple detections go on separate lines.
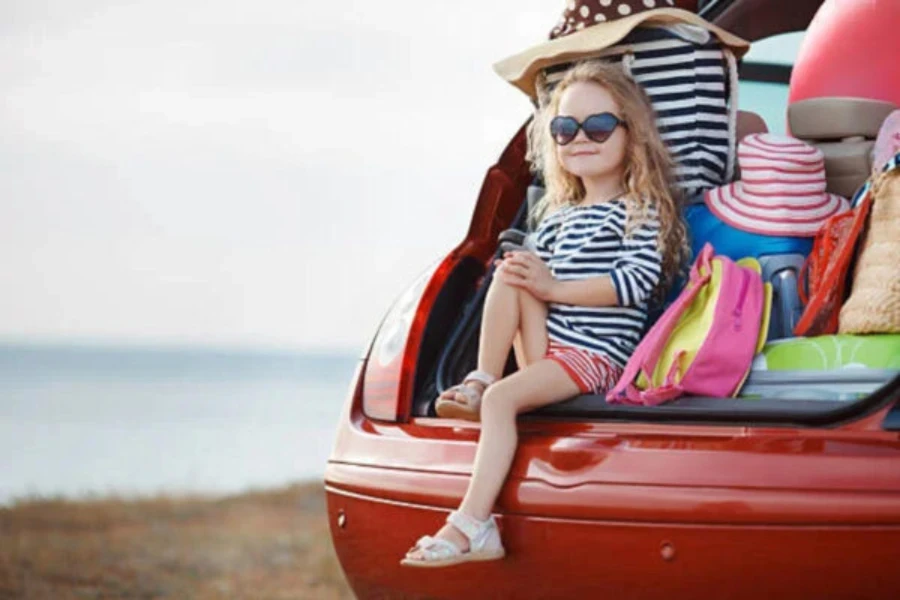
527, 60, 689, 299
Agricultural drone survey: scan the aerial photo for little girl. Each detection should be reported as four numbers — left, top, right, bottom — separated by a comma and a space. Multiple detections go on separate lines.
401, 60, 687, 567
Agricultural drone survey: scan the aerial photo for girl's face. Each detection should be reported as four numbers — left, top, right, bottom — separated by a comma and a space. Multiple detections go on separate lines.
555, 80, 628, 182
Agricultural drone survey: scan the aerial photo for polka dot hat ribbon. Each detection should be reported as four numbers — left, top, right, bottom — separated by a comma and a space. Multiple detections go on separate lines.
551, 0, 679, 39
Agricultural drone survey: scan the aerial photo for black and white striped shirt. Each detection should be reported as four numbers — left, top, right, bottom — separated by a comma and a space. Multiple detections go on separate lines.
543, 26, 732, 197
534, 199, 663, 368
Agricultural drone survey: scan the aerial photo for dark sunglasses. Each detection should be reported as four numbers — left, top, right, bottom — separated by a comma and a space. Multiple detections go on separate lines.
549, 113, 627, 145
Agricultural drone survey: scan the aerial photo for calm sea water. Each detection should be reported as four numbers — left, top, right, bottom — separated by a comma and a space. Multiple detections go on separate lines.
0, 343, 358, 504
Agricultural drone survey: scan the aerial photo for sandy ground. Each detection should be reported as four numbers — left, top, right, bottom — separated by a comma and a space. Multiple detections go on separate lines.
0, 482, 354, 599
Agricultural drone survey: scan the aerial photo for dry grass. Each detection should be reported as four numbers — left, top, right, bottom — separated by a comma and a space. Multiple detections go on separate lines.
0, 482, 354, 600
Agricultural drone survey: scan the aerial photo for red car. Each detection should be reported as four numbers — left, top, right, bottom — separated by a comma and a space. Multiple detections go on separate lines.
326, 0, 900, 597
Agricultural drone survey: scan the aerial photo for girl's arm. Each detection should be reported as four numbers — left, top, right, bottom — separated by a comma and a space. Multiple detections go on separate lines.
498, 223, 663, 308
547, 276, 618, 307
496, 252, 618, 306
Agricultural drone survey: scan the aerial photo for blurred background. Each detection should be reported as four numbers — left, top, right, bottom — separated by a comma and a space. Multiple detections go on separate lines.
0, 0, 557, 504
1, 0, 798, 503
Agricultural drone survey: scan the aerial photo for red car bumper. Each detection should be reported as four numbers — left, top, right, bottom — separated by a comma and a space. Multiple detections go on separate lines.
326, 461, 900, 600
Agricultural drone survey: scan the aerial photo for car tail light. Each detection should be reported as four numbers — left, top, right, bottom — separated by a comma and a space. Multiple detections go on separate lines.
361, 255, 457, 422
358, 124, 531, 421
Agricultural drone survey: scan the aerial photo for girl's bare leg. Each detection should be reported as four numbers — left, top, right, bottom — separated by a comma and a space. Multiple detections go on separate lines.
459, 360, 579, 522
444, 276, 547, 403
476, 277, 524, 377
409, 273, 557, 559
513, 287, 550, 369
409, 360, 579, 557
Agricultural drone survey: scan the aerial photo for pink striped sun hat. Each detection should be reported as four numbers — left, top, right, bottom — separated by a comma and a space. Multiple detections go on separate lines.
704, 133, 849, 237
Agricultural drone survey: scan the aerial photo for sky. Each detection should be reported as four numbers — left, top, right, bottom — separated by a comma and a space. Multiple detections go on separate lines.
0, 1, 803, 355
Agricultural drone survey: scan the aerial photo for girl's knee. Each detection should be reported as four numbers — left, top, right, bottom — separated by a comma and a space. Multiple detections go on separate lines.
480, 385, 516, 420
489, 275, 522, 297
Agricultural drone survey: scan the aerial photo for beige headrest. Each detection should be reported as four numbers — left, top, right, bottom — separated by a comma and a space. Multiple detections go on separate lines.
788, 97, 898, 197
733, 111, 769, 182
789, 97, 897, 140
736, 110, 769, 141
816, 140, 876, 198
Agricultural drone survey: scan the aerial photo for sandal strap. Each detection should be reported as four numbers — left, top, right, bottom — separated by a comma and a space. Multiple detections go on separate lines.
411, 535, 461, 561
443, 371, 495, 407
463, 370, 497, 387
446, 510, 490, 543
449, 384, 479, 406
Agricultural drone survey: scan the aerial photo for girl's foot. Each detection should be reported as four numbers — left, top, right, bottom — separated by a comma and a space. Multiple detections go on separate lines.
404, 522, 470, 561
401, 511, 505, 568
434, 370, 497, 421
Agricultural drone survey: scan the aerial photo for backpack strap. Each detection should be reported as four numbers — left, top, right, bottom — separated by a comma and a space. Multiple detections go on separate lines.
635, 350, 691, 404
607, 244, 714, 406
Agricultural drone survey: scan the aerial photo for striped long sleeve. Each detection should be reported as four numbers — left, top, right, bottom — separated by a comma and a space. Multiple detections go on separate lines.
532, 199, 665, 368
609, 222, 663, 307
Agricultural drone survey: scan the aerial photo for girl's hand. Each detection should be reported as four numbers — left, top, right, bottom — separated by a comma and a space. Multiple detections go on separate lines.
494, 251, 556, 301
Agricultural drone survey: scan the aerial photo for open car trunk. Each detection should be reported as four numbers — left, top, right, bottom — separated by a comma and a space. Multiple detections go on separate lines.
411, 235, 900, 426
408, 0, 900, 427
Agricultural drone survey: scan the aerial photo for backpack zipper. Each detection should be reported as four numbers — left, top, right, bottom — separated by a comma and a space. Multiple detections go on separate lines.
733, 268, 750, 327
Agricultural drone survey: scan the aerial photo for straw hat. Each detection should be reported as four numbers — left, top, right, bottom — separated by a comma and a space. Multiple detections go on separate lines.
493, 0, 750, 100
839, 167, 900, 334
704, 134, 850, 237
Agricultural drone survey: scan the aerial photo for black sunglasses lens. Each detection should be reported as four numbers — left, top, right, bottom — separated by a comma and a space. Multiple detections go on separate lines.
550, 117, 579, 145
582, 113, 620, 143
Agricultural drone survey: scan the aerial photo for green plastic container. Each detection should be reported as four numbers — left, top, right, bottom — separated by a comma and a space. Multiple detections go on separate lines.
740, 334, 900, 401
753, 334, 900, 370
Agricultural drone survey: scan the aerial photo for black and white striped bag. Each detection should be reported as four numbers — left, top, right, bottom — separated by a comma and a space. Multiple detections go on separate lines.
539, 24, 739, 198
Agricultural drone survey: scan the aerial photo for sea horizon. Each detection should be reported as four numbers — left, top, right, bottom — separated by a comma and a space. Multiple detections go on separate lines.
0, 336, 362, 358
0, 341, 359, 505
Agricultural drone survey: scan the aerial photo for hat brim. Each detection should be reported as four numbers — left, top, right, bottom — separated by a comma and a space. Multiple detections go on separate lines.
493, 8, 750, 100
704, 182, 850, 237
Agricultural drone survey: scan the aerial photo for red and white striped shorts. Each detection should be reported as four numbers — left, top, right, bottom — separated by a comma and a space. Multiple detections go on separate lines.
545, 341, 624, 395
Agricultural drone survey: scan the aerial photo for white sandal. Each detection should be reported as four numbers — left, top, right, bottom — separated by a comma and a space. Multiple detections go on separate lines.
434, 370, 497, 421
400, 510, 505, 568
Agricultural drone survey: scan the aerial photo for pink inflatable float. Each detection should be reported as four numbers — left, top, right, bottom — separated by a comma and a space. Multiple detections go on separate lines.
789, 0, 900, 105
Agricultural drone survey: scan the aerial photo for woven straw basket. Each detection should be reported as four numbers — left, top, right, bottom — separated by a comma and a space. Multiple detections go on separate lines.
839, 169, 900, 333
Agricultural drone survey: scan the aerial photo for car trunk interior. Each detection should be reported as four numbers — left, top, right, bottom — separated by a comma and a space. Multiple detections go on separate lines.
413, 250, 900, 425
411, 245, 900, 425
408, 0, 900, 426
